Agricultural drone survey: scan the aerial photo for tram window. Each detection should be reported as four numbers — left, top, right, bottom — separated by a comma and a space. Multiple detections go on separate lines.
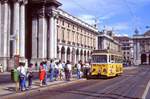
111, 55, 115, 63
92, 55, 107, 63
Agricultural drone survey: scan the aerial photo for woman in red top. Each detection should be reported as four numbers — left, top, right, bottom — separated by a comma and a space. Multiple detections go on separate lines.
39, 63, 45, 86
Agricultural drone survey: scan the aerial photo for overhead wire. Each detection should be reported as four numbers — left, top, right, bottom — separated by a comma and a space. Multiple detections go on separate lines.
70, 0, 100, 27
122, 0, 140, 33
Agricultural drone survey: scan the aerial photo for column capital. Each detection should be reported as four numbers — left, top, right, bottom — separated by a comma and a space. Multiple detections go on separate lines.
12, 0, 21, 3
20, 0, 28, 5
46, 8, 59, 18
1, 0, 8, 4
37, 6, 45, 18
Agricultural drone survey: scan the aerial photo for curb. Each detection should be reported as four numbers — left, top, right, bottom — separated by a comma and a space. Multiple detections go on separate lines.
1, 79, 86, 99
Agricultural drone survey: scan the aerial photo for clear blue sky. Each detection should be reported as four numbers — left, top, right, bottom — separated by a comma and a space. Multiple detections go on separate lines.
59, 0, 150, 37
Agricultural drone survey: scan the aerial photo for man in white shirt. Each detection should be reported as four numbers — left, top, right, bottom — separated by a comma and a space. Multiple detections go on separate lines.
58, 60, 64, 80
76, 61, 82, 79
65, 60, 72, 81
17, 62, 27, 91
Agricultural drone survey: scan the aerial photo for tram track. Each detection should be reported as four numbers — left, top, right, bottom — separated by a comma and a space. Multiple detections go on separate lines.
100, 67, 150, 99
9, 66, 150, 99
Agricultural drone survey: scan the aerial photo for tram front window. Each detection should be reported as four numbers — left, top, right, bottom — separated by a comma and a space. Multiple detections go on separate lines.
92, 55, 107, 63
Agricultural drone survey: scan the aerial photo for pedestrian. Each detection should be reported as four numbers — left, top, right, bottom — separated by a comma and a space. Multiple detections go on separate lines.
0, 64, 3, 72
76, 60, 82, 79
43, 61, 48, 85
49, 59, 55, 82
54, 62, 59, 81
17, 62, 27, 91
65, 60, 72, 81
27, 63, 33, 89
58, 60, 63, 80
83, 62, 90, 78
39, 63, 46, 86
11, 68, 19, 92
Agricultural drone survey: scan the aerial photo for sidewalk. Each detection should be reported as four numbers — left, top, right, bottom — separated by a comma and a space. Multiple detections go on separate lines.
0, 75, 84, 98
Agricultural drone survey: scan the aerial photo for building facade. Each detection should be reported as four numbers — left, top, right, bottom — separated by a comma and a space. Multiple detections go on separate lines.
0, 0, 98, 71
133, 30, 150, 65
114, 36, 134, 65
98, 30, 121, 53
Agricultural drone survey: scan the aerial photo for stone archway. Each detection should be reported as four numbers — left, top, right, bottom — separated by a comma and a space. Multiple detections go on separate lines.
57, 46, 59, 59
80, 50, 83, 62
141, 54, 146, 64
149, 54, 150, 65
67, 47, 70, 62
61, 46, 65, 62
76, 49, 79, 62
87, 51, 90, 61
72, 48, 76, 64
84, 50, 86, 62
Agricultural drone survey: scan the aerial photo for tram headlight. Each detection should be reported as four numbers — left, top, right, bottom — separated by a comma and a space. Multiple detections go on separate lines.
92, 69, 96, 72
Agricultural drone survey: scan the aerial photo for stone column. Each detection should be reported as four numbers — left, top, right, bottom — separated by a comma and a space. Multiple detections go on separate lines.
32, 14, 38, 59
95, 36, 98, 50
146, 54, 149, 65
48, 8, 57, 59
54, 16, 58, 58
133, 41, 137, 65
70, 48, 72, 63
137, 42, 141, 65
0, 1, 1, 57
13, 0, 20, 55
2, 0, 9, 71
19, 1, 27, 59
78, 49, 81, 61
38, 6, 47, 59
74, 53, 77, 64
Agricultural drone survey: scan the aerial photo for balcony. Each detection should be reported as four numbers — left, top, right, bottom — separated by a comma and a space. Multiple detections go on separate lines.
67, 41, 71, 44
72, 42, 75, 45
62, 40, 66, 43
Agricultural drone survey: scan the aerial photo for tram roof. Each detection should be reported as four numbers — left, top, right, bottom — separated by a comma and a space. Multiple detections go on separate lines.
92, 50, 122, 55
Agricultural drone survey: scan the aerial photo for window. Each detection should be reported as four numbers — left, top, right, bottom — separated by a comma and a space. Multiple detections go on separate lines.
92, 55, 107, 63
62, 28, 65, 40
62, 21, 64, 26
67, 30, 70, 41
68, 23, 70, 28
80, 34, 82, 44
111, 55, 115, 63
72, 31, 75, 42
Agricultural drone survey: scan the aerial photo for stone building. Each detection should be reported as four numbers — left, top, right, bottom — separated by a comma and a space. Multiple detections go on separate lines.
98, 30, 121, 53
0, 0, 98, 71
114, 36, 134, 65
132, 30, 150, 65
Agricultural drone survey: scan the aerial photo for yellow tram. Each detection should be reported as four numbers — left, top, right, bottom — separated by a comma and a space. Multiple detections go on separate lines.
88, 50, 123, 78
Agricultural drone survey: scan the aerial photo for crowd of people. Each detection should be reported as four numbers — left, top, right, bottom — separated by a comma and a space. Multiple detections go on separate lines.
12, 60, 91, 91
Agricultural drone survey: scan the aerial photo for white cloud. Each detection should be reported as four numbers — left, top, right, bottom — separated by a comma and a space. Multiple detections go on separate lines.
114, 33, 129, 37
59, 0, 150, 36
111, 22, 129, 31
77, 14, 96, 25
102, 22, 129, 31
